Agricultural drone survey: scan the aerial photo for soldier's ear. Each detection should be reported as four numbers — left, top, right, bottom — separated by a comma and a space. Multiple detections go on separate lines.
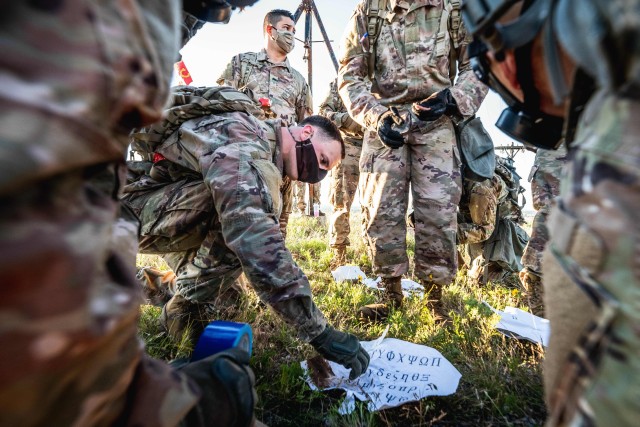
301, 124, 314, 140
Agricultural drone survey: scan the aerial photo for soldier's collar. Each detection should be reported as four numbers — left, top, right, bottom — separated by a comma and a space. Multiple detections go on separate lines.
258, 49, 292, 72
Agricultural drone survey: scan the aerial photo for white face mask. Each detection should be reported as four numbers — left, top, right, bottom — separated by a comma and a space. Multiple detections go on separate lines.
270, 27, 295, 54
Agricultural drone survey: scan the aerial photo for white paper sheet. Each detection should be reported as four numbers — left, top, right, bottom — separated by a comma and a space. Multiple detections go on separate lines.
301, 327, 462, 414
331, 265, 367, 282
483, 301, 550, 347
332, 266, 424, 298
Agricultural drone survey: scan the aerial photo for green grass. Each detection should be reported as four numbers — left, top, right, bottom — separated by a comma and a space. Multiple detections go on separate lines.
138, 214, 545, 426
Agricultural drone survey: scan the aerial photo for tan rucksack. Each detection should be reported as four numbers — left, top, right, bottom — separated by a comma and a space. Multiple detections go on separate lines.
130, 86, 263, 162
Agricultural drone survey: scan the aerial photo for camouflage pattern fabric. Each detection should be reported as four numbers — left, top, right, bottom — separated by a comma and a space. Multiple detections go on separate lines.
319, 79, 364, 247
123, 112, 328, 343
217, 49, 312, 126
544, 91, 640, 426
338, 0, 487, 286
217, 48, 313, 231
520, 143, 568, 276
294, 181, 321, 214
458, 171, 528, 283
0, 2, 206, 425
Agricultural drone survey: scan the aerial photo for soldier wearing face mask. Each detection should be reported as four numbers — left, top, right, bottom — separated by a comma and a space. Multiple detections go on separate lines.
218, 9, 316, 237
123, 104, 370, 381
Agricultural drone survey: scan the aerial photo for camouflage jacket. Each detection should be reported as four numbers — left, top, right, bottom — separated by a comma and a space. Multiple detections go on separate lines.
0, 0, 181, 197
319, 78, 365, 147
217, 49, 313, 125
338, 0, 487, 130
150, 112, 327, 341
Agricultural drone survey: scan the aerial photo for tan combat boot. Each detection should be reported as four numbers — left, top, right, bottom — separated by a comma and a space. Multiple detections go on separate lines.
358, 277, 403, 322
160, 294, 210, 346
519, 268, 544, 317
425, 282, 449, 321
330, 246, 347, 270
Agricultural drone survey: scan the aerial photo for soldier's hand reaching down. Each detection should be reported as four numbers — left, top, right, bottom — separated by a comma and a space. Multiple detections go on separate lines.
376, 108, 406, 149
310, 326, 370, 380
412, 88, 457, 122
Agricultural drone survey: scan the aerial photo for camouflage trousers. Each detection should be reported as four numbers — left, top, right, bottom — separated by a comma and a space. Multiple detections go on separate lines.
294, 181, 321, 214
0, 164, 198, 426
329, 142, 361, 247
521, 144, 568, 275
129, 178, 245, 306
359, 115, 461, 285
543, 93, 640, 426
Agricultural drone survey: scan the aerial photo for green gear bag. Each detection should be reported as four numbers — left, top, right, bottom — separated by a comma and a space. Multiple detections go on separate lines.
130, 86, 264, 161
455, 116, 496, 182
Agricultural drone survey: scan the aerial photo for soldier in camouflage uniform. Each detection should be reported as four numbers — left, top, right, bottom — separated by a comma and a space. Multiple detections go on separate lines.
0, 2, 262, 426
458, 157, 529, 285
519, 143, 568, 314
319, 78, 365, 267
338, 0, 487, 320
123, 105, 370, 379
217, 9, 314, 236
462, 0, 640, 424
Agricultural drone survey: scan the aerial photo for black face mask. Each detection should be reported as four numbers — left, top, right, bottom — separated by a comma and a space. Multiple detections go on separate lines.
290, 130, 327, 184
468, 39, 564, 149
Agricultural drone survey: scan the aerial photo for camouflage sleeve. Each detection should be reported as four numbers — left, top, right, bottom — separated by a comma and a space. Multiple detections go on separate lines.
449, 21, 489, 117
296, 79, 314, 122
201, 142, 327, 342
457, 178, 499, 244
216, 55, 239, 87
319, 80, 362, 135
337, 4, 389, 130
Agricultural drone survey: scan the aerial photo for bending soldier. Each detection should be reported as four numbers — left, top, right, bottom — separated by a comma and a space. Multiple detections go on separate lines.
123, 99, 370, 380
458, 157, 529, 286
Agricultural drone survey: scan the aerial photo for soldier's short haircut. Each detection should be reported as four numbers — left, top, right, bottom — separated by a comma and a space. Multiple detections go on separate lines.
300, 115, 346, 159
263, 9, 295, 35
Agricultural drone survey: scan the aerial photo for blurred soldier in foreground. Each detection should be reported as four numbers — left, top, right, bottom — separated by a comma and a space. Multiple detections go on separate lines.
458, 157, 529, 286
123, 100, 370, 380
217, 8, 314, 236
338, 0, 487, 321
519, 143, 568, 315
0, 1, 264, 426
462, 0, 640, 424
319, 78, 365, 268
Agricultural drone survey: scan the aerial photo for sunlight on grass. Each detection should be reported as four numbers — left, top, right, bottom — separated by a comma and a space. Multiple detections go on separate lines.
137, 213, 545, 426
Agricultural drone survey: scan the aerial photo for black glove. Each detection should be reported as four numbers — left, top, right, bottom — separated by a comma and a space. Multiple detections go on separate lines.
412, 88, 457, 122
179, 348, 257, 427
310, 326, 370, 380
376, 108, 406, 149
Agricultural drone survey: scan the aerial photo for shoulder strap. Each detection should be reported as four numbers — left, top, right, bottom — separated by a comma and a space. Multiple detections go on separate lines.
365, 0, 389, 79
434, 0, 462, 82
237, 52, 260, 89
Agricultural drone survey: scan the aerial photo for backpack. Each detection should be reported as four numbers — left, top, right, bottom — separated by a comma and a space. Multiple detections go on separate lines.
494, 156, 526, 224
456, 116, 496, 182
130, 85, 263, 162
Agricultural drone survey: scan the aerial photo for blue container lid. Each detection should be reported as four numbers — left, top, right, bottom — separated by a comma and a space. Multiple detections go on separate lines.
192, 320, 253, 361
